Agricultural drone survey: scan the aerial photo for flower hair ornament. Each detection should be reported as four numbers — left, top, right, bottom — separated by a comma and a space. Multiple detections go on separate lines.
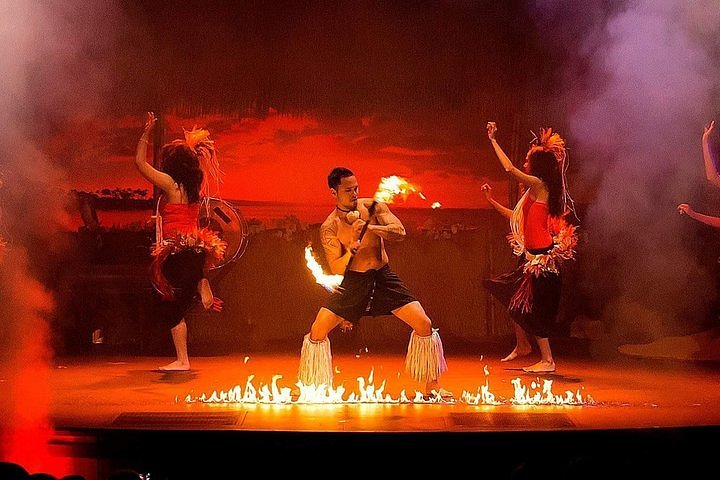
182, 126, 224, 199
151, 227, 228, 300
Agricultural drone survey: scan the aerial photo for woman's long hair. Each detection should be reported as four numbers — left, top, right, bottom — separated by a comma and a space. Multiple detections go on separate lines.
159, 142, 204, 204
527, 149, 563, 217
526, 128, 571, 218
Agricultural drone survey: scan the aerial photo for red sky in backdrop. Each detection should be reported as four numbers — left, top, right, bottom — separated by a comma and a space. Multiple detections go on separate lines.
49, 112, 511, 209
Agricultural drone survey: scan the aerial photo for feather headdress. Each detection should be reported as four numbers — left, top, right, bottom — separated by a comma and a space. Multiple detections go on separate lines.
182, 126, 224, 199
529, 128, 566, 163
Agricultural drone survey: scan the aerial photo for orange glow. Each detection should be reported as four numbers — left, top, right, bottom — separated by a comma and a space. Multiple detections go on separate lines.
0, 251, 79, 477
185, 364, 594, 406
509, 377, 591, 405
186, 369, 453, 404
304, 245, 343, 292
374, 175, 419, 204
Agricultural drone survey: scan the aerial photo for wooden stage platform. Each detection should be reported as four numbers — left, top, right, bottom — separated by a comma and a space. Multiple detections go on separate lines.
8, 348, 710, 478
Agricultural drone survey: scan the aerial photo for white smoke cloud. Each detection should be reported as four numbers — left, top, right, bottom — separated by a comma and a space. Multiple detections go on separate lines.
534, 0, 720, 342
0, 0, 127, 473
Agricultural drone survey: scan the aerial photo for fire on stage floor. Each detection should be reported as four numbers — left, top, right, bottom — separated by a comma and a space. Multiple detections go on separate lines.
29, 348, 720, 478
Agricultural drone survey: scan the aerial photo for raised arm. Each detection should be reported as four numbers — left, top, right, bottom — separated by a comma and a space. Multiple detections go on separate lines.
481, 183, 512, 219
486, 122, 542, 188
367, 201, 406, 241
702, 121, 720, 187
134, 112, 176, 194
678, 203, 720, 228
320, 217, 360, 275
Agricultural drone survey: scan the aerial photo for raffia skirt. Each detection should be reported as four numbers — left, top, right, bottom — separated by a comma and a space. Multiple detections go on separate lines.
483, 256, 562, 339
153, 249, 207, 329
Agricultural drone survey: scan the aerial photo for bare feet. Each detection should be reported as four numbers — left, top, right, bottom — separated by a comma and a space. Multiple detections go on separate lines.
425, 380, 454, 400
522, 360, 555, 373
426, 388, 454, 401
500, 346, 532, 362
158, 360, 190, 371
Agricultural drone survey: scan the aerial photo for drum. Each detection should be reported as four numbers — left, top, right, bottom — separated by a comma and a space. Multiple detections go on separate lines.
154, 196, 249, 270
198, 197, 249, 269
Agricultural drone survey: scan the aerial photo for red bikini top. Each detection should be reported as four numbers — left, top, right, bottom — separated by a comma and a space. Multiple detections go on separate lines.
522, 196, 552, 250
160, 203, 199, 239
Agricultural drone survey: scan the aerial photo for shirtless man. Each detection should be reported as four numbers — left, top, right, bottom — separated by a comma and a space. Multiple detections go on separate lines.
297, 167, 450, 398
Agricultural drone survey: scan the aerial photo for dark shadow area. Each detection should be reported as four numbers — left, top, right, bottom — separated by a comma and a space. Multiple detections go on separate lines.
67, 426, 717, 478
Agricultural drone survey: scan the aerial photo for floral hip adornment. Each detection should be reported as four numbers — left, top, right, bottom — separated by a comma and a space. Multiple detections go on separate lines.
151, 227, 227, 300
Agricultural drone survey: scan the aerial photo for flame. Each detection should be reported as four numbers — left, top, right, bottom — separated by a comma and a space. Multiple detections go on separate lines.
461, 363, 500, 405
185, 365, 594, 406
509, 377, 591, 405
461, 365, 594, 406
371, 175, 443, 209
186, 369, 450, 405
373, 176, 419, 203
460, 380, 500, 405
304, 245, 343, 293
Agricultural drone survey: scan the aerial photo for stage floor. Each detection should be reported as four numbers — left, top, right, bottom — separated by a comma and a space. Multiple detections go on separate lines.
5, 349, 720, 478
48, 351, 720, 432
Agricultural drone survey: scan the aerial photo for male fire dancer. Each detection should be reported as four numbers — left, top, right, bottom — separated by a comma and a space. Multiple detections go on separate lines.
297, 167, 451, 398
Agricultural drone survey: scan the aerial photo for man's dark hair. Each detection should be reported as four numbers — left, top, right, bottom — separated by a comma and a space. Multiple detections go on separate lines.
327, 167, 354, 190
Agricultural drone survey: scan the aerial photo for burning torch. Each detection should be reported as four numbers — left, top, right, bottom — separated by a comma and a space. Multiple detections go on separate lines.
345, 201, 377, 272
305, 175, 436, 292
345, 175, 421, 269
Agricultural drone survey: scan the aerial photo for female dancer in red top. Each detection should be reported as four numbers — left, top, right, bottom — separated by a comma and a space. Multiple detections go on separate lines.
135, 112, 226, 371
482, 122, 577, 373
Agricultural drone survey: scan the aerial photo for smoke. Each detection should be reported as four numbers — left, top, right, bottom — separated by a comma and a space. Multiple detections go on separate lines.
0, 0, 128, 474
533, 0, 720, 341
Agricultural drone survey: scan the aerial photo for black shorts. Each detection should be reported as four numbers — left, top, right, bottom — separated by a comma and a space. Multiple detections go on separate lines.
483, 264, 562, 338
153, 249, 207, 329
324, 264, 417, 324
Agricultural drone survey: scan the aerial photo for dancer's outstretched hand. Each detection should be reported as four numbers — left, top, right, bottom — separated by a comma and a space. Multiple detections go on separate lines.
207, 296, 224, 312
486, 121, 497, 140
677, 203, 693, 216
703, 120, 715, 139
340, 320, 353, 332
144, 111, 157, 132
481, 183, 493, 201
